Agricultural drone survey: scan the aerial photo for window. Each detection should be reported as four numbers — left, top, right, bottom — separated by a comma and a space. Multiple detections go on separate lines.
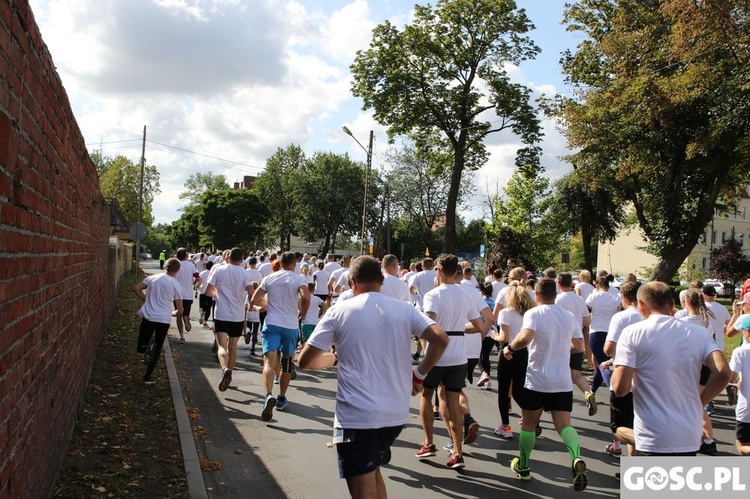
702, 231, 708, 245
712, 231, 717, 245
722, 231, 727, 243
702, 258, 707, 270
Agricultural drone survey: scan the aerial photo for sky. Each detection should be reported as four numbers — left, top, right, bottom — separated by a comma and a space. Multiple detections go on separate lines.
29, 0, 583, 225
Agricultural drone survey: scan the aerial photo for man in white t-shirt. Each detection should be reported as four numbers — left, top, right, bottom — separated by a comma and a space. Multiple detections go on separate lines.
503, 278, 588, 490
612, 282, 731, 455
245, 257, 263, 286
205, 248, 254, 393
416, 255, 483, 470
555, 273, 596, 416
299, 256, 448, 498
703, 284, 732, 415
585, 277, 621, 393
409, 258, 437, 311
324, 253, 341, 273
251, 251, 310, 421
729, 323, 750, 455
329, 255, 351, 299
312, 261, 331, 300
132, 258, 183, 384
575, 270, 595, 302
174, 248, 201, 343
258, 253, 275, 278
380, 254, 410, 302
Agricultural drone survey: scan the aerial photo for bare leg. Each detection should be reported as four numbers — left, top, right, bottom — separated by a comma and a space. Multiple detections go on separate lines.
345, 467, 387, 499
420, 388, 435, 446
279, 356, 292, 397
263, 351, 280, 395
216, 332, 229, 369
227, 336, 239, 370
445, 391, 463, 456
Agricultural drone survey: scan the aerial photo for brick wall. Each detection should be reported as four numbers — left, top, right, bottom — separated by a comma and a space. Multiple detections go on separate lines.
0, 1, 116, 497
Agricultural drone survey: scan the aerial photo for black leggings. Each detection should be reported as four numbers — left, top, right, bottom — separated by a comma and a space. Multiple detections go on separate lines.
199, 294, 213, 322
137, 319, 170, 378
479, 336, 497, 374
467, 358, 479, 384
497, 348, 528, 426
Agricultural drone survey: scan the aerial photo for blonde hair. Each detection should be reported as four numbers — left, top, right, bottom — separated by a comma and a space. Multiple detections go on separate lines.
301, 263, 310, 274
508, 266, 526, 284
684, 289, 714, 328
506, 282, 535, 315
578, 270, 591, 283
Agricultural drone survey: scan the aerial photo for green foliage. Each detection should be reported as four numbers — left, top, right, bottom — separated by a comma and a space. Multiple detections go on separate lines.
142, 223, 171, 256
179, 172, 230, 208
456, 219, 487, 255
711, 238, 750, 283
199, 190, 269, 249
98, 154, 160, 227
555, 0, 750, 281
486, 226, 535, 273
351, 0, 542, 252
167, 204, 202, 250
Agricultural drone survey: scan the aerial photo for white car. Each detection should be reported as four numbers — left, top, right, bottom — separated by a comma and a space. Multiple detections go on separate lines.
704, 280, 735, 298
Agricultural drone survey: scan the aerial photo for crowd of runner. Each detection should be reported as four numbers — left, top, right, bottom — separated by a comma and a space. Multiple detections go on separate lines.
134, 248, 750, 497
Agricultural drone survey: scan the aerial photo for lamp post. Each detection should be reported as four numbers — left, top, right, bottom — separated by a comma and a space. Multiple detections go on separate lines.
342, 126, 373, 255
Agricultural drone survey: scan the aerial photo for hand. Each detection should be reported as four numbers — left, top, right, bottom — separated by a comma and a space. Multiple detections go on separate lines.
503, 347, 513, 360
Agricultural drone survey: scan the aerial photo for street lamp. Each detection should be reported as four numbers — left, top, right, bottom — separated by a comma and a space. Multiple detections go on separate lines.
342, 126, 373, 255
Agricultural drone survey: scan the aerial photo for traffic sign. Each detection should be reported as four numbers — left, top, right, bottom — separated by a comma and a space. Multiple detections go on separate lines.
129, 222, 147, 242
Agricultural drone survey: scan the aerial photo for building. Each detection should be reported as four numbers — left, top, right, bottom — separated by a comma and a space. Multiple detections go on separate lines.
598, 187, 750, 277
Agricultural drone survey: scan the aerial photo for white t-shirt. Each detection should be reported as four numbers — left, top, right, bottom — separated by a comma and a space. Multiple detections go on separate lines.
175, 259, 198, 300
555, 291, 590, 333
491, 280, 507, 301
409, 269, 437, 309
302, 295, 324, 325
138, 273, 182, 324
381, 274, 411, 302
729, 344, 750, 423
586, 291, 621, 332
335, 270, 351, 291
606, 307, 642, 345
245, 268, 263, 286
521, 304, 577, 393
458, 283, 491, 359
199, 269, 211, 294
706, 300, 731, 351
330, 267, 348, 296
402, 271, 415, 284
336, 289, 355, 302
614, 314, 720, 453
324, 261, 342, 273
244, 294, 259, 322
207, 263, 253, 322
673, 309, 688, 319
258, 262, 272, 278
498, 308, 524, 343
608, 286, 620, 297
575, 282, 595, 302
307, 292, 434, 429
312, 268, 330, 295
259, 270, 306, 329
195, 259, 206, 272
423, 284, 480, 367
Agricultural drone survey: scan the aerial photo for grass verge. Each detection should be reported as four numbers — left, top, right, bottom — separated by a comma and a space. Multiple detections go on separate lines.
54, 271, 188, 498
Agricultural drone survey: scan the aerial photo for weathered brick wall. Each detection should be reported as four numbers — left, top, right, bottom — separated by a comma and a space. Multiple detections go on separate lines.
0, 1, 116, 497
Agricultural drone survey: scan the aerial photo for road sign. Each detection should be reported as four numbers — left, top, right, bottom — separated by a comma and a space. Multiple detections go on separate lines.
129, 222, 147, 242
480, 244, 486, 258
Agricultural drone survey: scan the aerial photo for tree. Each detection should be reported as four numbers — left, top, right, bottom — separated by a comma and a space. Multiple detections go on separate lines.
489, 168, 562, 269
710, 238, 750, 283
351, 0, 542, 254
167, 204, 202, 250
555, 0, 750, 282
253, 145, 304, 251
550, 171, 624, 271
179, 172, 230, 208
199, 190, 269, 249
293, 152, 366, 256
98, 154, 160, 227
456, 219, 487, 255
142, 223, 172, 257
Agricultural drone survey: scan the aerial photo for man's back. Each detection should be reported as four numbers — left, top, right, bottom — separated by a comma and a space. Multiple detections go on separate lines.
209, 264, 252, 321
523, 304, 576, 393
381, 274, 410, 302
175, 259, 197, 299
261, 270, 304, 329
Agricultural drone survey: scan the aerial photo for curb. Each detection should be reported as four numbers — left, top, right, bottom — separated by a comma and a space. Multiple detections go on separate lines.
164, 339, 208, 499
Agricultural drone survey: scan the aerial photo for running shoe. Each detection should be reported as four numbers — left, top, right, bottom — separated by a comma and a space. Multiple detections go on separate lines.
184, 319, 192, 332
244, 331, 251, 345
415, 443, 437, 458
203, 323, 211, 329
464, 420, 480, 445
510, 457, 531, 481
705, 402, 715, 415
178, 337, 185, 345
536, 425, 542, 437
143, 343, 157, 365
447, 454, 465, 469
699, 441, 718, 456
219, 368, 231, 392
250, 349, 257, 356
604, 443, 622, 456
727, 385, 738, 406
261, 394, 276, 421
572, 458, 588, 491
276, 395, 289, 411
443, 441, 453, 452
585, 392, 597, 416
273, 374, 280, 384
494, 424, 513, 439
476, 374, 490, 388
142, 377, 155, 386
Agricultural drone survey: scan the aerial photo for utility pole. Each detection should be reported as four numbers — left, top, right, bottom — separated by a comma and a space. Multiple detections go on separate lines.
135, 125, 146, 280
361, 130, 374, 255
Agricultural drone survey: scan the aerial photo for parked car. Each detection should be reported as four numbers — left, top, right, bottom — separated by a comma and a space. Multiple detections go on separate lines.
704, 280, 735, 298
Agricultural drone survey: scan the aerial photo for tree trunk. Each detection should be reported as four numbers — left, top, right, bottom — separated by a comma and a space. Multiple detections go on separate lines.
650, 245, 695, 283
581, 221, 593, 272
444, 147, 465, 254
322, 232, 331, 257
286, 233, 291, 252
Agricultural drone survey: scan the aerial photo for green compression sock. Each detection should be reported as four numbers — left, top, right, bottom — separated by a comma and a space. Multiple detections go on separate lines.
519, 429, 536, 469
560, 426, 581, 461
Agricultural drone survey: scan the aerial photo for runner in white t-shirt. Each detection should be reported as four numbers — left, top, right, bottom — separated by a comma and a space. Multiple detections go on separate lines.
380, 255, 411, 302
251, 251, 310, 421
703, 284, 732, 418
205, 248, 254, 393
503, 278, 588, 490
312, 261, 331, 300
198, 261, 215, 328
408, 258, 437, 311
132, 258, 183, 384
575, 270, 595, 302
726, 296, 750, 406
612, 282, 731, 455
299, 282, 328, 347
729, 323, 750, 455
585, 277, 621, 393
299, 256, 448, 497
174, 248, 200, 343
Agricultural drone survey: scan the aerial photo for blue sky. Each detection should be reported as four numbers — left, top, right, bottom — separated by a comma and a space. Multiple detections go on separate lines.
29, 0, 582, 225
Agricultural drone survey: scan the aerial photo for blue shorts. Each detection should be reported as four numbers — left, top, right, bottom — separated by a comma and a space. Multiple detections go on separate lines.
261, 324, 298, 356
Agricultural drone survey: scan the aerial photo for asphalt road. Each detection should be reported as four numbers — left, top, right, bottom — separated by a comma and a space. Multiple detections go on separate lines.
140, 260, 739, 499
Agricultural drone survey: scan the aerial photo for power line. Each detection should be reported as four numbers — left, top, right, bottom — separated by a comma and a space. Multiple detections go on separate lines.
85, 139, 143, 146
146, 139, 263, 171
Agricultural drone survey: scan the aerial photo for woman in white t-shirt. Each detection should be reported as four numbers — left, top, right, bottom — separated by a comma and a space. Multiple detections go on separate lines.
491, 283, 535, 439
729, 323, 750, 455
586, 277, 621, 393
300, 263, 314, 285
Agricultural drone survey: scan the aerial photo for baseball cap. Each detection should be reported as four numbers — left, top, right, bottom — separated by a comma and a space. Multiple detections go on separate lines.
701, 284, 717, 296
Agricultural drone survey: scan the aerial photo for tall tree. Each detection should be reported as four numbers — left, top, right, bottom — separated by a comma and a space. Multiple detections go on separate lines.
253, 145, 305, 251
351, 0, 542, 254
199, 190, 269, 249
550, 171, 624, 271
293, 152, 367, 256
167, 204, 202, 250
555, 0, 750, 282
98, 154, 160, 227
179, 172, 230, 208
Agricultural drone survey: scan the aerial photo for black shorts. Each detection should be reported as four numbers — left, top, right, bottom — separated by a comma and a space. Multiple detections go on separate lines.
569, 351, 584, 371
337, 426, 403, 479
423, 364, 467, 392
699, 365, 711, 386
737, 421, 750, 444
609, 390, 634, 432
214, 320, 244, 338
176, 299, 193, 316
520, 388, 573, 412
637, 451, 697, 456
314, 293, 329, 302
199, 294, 211, 310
